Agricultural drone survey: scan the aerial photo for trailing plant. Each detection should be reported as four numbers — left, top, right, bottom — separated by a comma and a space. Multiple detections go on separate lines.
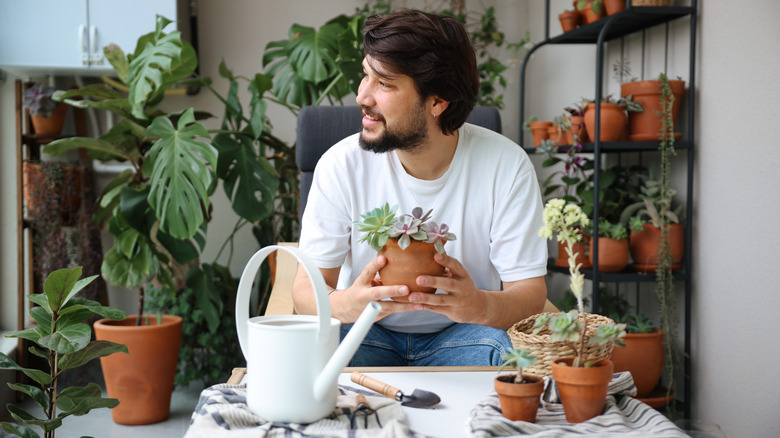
498, 348, 538, 384
536, 140, 593, 205
0, 267, 128, 438
536, 199, 626, 367
355, 203, 457, 253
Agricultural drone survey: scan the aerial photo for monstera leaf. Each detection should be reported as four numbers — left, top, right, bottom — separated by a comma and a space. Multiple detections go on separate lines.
146, 108, 217, 240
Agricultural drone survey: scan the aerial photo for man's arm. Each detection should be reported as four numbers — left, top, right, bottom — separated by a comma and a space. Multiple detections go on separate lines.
407, 252, 547, 330
291, 255, 417, 324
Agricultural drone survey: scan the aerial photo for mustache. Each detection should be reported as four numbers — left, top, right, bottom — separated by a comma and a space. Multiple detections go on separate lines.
360, 105, 384, 122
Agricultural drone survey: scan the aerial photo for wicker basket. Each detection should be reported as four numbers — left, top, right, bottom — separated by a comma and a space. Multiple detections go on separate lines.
507, 312, 616, 377
631, 0, 670, 6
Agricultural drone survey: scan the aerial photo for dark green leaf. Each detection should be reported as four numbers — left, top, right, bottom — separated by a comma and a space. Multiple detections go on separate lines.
7, 383, 48, 411
38, 323, 91, 355
0, 421, 40, 438
57, 383, 120, 416
42, 267, 82, 313
0, 353, 52, 385
59, 341, 128, 371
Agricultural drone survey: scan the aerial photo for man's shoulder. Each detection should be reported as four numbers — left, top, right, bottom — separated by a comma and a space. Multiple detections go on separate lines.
460, 123, 529, 163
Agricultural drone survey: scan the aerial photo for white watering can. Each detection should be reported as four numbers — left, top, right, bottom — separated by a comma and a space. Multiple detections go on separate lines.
235, 245, 380, 423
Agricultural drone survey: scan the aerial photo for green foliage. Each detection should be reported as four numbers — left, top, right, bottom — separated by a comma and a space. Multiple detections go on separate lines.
619, 168, 682, 228
355, 203, 398, 252
355, 204, 456, 253
0, 267, 128, 438
589, 218, 627, 240
613, 313, 655, 334
498, 348, 537, 384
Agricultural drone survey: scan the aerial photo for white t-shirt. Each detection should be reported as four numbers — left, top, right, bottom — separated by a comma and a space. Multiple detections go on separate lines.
299, 123, 548, 333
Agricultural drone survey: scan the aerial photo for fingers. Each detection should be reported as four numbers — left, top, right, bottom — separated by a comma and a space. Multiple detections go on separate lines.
357, 255, 386, 285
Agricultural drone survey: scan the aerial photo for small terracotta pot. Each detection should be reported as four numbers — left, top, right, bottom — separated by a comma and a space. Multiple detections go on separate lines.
583, 102, 628, 142
555, 230, 591, 269
529, 121, 552, 147
611, 329, 664, 397
629, 223, 684, 272
620, 79, 686, 141
30, 103, 67, 136
552, 357, 614, 423
604, 0, 627, 15
379, 239, 445, 300
558, 10, 580, 33
494, 374, 544, 422
589, 236, 629, 273
567, 115, 588, 143
579, 1, 605, 24
94, 315, 183, 425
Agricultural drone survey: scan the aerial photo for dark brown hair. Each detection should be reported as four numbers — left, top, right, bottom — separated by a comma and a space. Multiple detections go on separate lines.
362, 9, 479, 135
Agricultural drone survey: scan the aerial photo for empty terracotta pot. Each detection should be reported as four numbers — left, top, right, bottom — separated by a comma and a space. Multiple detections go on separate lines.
529, 120, 552, 147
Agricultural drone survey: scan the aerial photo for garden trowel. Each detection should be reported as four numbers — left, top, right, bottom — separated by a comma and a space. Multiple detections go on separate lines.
351, 371, 441, 408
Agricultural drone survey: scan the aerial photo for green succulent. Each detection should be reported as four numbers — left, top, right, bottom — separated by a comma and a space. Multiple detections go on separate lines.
354, 203, 399, 252
498, 348, 538, 384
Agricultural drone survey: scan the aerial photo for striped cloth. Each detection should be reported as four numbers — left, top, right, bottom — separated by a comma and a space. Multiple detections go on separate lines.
184, 384, 431, 438
468, 372, 688, 437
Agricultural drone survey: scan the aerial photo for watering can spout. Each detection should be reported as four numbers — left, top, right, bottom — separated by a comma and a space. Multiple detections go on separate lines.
313, 301, 380, 401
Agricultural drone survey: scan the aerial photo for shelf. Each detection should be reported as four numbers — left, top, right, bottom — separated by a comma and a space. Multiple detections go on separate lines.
546, 7, 695, 44
526, 140, 691, 154
546, 259, 689, 282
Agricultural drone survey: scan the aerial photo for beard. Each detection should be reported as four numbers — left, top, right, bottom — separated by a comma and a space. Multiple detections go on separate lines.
358, 101, 428, 154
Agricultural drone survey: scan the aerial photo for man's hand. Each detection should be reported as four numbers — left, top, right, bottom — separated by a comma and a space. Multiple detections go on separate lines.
406, 253, 547, 330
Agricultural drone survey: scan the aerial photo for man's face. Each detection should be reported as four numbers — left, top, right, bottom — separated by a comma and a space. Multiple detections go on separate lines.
356, 56, 429, 153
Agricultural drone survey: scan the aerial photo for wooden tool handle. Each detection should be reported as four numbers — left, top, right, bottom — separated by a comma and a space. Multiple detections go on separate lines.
351, 371, 401, 399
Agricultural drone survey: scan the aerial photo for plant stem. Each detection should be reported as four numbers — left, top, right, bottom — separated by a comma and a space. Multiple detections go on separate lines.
136, 287, 145, 325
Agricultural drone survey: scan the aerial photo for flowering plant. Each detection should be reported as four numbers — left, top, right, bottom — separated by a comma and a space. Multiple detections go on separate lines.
536, 199, 626, 367
22, 83, 59, 118
355, 203, 456, 254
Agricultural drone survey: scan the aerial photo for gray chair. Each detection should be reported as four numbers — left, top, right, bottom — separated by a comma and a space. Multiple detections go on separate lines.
295, 105, 501, 219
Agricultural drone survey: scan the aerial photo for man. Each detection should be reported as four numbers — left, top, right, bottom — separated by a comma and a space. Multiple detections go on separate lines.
292, 9, 547, 366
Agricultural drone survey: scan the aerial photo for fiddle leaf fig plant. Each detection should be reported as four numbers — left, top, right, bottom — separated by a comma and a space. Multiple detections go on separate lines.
0, 267, 128, 438
536, 199, 626, 367
355, 203, 456, 253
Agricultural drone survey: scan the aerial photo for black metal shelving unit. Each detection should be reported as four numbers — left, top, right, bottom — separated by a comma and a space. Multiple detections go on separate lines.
519, 0, 697, 418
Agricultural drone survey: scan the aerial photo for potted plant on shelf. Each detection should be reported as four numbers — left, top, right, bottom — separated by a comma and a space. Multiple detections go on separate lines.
22, 82, 68, 136
564, 101, 589, 143
576, 0, 605, 24
582, 94, 642, 142
494, 348, 544, 422
535, 199, 626, 423
609, 313, 665, 400
620, 71, 686, 141
523, 116, 552, 148
355, 203, 456, 300
558, 9, 580, 33
587, 219, 629, 273
0, 267, 128, 438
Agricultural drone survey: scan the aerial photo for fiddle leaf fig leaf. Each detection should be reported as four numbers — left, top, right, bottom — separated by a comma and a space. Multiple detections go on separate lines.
59, 341, 128, 371
57, 383, 120, 416
146, 109, 218, 239
42, 267, 82, 313
38, 323, 91, 355
0, 353, 52, 386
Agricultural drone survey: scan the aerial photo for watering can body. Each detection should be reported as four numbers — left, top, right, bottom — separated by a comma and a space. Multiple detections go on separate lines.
235, 245, 380, 423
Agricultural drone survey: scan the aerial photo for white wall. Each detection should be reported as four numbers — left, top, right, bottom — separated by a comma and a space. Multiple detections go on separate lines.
1, 1, 779, 436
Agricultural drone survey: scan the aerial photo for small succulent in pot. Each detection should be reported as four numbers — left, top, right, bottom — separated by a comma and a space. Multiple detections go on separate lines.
498, 348, 538, 383
23, 83, 59, 118
355, 203, 456, 253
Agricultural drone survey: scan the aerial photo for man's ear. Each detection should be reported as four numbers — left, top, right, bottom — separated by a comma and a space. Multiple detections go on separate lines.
429, 96, 451, 118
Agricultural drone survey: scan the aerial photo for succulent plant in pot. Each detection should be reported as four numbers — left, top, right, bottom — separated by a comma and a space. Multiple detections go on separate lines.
22, 83, 68, 135
355, 203, 456, 298
494, 348, 543, 422
587, 218, 630, 273
610, 313, 665, 400
536, 198, 626, 423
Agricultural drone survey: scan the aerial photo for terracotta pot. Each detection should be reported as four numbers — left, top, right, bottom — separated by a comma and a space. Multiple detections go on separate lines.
22, 161, 86, 225
94, 315, 183, 425
529, 121, 552, 147
579, 1, 605, 24
583, 102, 628, 142
30, 102, 67, 136
620, 79, 686, 141
604, 0, 627, 15
611, 329, 664, 397
629, 223, 684, 272
589, 236, 629, 272
494, 374, 544, 422
379, 238, 445, 300
568, 115, 588, 143
555, 230, 591, 269
552, 357, 613, 423
558, 10, 580, 33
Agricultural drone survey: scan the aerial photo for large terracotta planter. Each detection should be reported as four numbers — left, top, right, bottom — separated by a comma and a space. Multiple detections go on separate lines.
629, 223, 684, 272
94, 315, 183, 425
529, 121, 552, 147
610, 329, 664, 397
620, 79, 686, 141
30, 102, 67, 136
558, 10, 580, 33
494, 374, 544, 422
589, 236, 629, 273
379, 239, 444, 300
583, 102, 627, 142
552, 357, 614, 423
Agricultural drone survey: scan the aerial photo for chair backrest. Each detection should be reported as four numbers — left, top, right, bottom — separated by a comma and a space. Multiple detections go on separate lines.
295, 105, 501, 219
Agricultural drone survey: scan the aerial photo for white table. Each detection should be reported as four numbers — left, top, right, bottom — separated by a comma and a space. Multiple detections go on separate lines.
339, 366, 498, 438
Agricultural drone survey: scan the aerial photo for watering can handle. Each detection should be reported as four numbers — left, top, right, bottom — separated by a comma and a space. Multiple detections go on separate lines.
235, 245, 332, 359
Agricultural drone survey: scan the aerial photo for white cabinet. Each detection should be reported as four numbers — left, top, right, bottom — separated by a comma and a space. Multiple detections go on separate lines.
0, 0, 189, 76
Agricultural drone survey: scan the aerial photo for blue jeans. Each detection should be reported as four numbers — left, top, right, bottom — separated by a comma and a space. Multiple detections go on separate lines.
339, 322, 512, 366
